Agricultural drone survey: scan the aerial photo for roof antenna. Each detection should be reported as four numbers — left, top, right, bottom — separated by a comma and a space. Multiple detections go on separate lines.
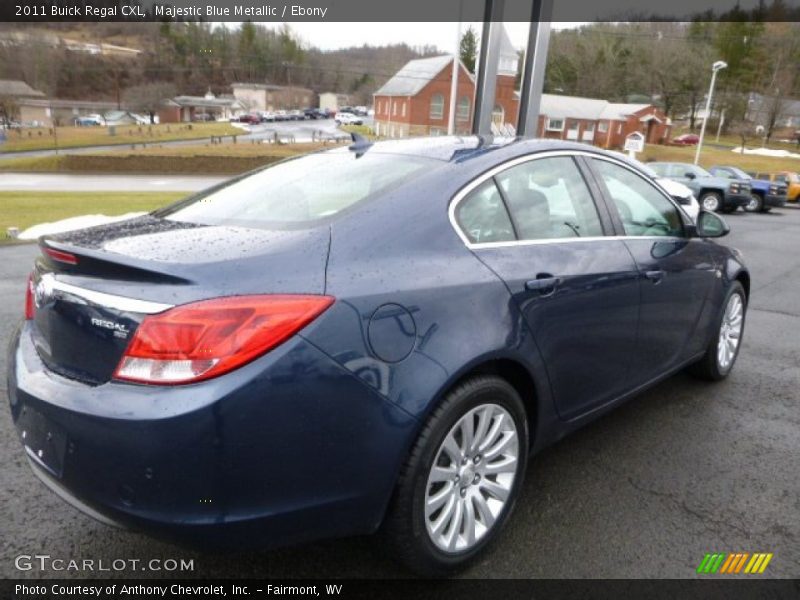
348, 132, 373, 158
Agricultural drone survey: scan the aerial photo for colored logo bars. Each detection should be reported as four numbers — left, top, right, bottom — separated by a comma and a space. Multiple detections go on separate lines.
697, 552, 773, 574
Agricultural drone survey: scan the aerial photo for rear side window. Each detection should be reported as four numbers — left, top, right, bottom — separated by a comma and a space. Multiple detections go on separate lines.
455, 180, 515, 244
591, 159, 684, 238
495, 156, 604, 240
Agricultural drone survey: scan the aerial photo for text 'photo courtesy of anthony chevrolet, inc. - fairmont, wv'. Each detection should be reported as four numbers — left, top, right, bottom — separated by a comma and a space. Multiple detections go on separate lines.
0, 0, 799, 599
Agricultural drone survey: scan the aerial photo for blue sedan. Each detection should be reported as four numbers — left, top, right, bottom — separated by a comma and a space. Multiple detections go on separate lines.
7, 136, 748, 574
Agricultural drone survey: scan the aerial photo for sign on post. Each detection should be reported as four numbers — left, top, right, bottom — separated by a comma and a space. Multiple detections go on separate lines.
624, 131, 645, 158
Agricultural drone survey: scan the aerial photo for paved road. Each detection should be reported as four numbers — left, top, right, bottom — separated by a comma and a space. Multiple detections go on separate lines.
0, 173, 227, 192
1, 207, 798, 579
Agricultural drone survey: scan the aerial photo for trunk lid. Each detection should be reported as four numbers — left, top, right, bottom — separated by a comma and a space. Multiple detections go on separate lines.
30, 215, 330, 385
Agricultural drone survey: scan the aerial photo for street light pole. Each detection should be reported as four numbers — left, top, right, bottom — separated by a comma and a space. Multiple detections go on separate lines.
694, 60, 727, 165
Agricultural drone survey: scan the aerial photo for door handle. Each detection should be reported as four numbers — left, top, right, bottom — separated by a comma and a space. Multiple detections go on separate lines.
525, 275, 561, 295
644, 270, 665, 284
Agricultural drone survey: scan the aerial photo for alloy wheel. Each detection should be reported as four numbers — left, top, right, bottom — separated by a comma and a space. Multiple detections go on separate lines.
717, 292, 744, 370
702, 194, 721, 212
424, 403, 519, 554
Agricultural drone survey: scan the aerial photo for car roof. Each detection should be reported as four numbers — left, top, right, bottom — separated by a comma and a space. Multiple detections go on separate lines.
323, 135, 627, 165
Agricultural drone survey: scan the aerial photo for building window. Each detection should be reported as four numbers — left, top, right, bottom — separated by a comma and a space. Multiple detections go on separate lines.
566, 120, 580, 140
393, 101, 398, 116
402, 101, 406, 117
584, 122, 595, 133
430, 94, 445, 120
457, 96, 470, 121
617, 123, 623, 134
545, 118, 564, 131
598, 121, 608, 133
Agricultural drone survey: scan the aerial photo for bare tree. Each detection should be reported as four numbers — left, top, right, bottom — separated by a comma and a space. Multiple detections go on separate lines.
728, 119, 756, 154
0, 94, 18, 127
122, 82, 177, 124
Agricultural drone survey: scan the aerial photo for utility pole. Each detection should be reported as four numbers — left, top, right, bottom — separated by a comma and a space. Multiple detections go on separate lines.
694, 60, 727, 165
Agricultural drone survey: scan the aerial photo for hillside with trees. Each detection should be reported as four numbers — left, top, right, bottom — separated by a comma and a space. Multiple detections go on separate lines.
1, 15, 798, 139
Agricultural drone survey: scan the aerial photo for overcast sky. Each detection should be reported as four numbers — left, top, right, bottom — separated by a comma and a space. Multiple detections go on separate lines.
241, 22, 585, 53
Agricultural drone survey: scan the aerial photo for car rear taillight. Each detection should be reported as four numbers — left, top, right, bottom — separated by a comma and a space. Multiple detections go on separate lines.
114, 294, 334, 385
25, 274, 35, 320
42, 247, 78, 265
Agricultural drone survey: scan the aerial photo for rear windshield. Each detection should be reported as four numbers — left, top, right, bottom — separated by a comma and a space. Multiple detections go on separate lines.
158, 152, 437, 229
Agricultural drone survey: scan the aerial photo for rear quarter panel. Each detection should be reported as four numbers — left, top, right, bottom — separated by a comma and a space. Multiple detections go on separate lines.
302, 165, 557, 450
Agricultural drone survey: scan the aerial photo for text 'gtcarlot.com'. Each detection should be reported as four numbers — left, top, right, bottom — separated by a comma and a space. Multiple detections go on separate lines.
14, 554, 194, 572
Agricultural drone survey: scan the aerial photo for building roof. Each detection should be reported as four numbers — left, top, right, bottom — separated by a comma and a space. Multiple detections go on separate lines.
374, 55, 474, 97
172, 95, 243, 108
539, 95, 653, 121
17, 98, 118, 110
231, 82, 312, 93
747, 92, 800, 120
0, 79, 46, 98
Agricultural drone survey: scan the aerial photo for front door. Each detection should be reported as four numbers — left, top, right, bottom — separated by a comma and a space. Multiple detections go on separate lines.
454, 154, 641, 420
588, 157, 715, 382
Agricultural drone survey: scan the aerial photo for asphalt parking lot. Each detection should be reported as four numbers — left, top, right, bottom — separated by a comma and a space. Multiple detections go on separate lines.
0, 205, 798, 579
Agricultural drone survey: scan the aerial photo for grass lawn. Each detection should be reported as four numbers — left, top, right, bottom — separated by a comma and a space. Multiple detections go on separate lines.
0, 122, 243, 153
641, 144, 800, 174
0, 141, 334, 174
0, 191, 185, 244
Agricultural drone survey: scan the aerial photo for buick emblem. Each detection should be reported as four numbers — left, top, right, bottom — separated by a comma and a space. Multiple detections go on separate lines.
34, 275, 54, 309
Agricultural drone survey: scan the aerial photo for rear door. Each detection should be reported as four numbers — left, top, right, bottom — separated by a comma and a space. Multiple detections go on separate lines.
452, 153, 641, 420
586, 157, 716, 383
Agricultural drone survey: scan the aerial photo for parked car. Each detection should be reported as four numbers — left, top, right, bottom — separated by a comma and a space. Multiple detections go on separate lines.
8, 138, 748, 575
754, 171, 800, 203
653, 176, 700, 221
74, 116, 103, 127
273, 110, 289, 121
354, 106, 369, 116
671, 133, 700, 146
192, 113, 217, 122
259, 111, 276, 122
618, 156, 700, 221
708, 165, 787, 213
238, 113, 261, 125
288, 110, 304, 121
335, 112, 363, 126
648, 162, 751, 213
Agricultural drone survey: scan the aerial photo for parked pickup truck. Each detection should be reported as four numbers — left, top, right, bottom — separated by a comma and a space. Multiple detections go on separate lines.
753, 171, 800, 203
709, 166, 787, 213
648, 162, 751, 213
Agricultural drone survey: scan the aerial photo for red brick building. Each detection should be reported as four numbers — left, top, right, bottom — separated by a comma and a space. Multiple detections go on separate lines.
373, 29, 671, 148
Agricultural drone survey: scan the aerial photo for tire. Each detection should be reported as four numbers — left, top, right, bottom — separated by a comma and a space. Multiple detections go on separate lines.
700, 191, 723, 212
688, 281, 747, 381
382, 375, 529, 575
745, 194, 763, 213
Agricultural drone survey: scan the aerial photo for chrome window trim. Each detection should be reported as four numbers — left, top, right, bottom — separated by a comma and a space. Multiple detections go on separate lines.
448, 149, 689, 250
38, 272, 173, 314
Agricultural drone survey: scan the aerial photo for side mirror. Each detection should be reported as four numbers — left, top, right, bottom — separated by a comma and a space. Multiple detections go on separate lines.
695, 210, 730, 238
684, 172, 697, 180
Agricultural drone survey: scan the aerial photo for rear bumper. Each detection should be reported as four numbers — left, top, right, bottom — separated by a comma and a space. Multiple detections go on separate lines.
7, 321, 417, 549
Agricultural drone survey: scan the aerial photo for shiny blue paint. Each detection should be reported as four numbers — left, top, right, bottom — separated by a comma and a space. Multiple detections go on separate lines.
7, 137, 749, 549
